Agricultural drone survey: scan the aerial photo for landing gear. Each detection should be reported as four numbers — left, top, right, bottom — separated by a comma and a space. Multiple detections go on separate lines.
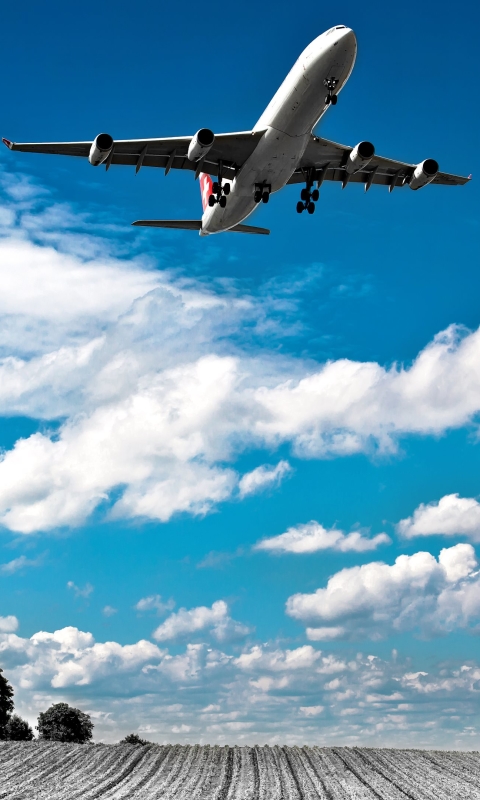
324, 77, 339, 106
296, 168, 319, 216
254, 183, 271, 204
208, 161, 230, 208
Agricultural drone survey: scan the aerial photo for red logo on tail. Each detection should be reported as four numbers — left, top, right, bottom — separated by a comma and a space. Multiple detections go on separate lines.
199, 172, 213, 211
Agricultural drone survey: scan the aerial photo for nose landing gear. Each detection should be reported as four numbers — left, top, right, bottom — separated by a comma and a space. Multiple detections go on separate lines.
324, 77, 339, 105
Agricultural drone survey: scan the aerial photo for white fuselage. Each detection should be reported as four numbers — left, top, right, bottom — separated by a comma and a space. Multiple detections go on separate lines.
201, 26, 357, 234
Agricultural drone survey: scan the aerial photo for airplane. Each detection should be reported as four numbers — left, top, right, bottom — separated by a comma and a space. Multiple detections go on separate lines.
3, 26, 470, 237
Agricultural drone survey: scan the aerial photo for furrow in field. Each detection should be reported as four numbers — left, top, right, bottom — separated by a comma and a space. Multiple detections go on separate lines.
0, 742, 88, 799
419, 750, 480, 795
271, 746, 302, 800
307, 747, 357, 799
292, 746, 336, 800
68, 742, 153, 799
155, 744, 210, 800
362, 749, 444, 800
31, 743, 103, 799
191, 744, 229, 800
82, 744, 169, 800
334, 747, 413, 800
59, 742, 143, 800
128, 744, 198, 800
226, 746, 257, 800
0, 741, 63, 786
405, 749, 480, 800
106, 744, 171, 800
255, 744, 283, 800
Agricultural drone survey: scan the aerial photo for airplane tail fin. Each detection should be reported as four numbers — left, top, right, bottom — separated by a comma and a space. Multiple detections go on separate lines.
199, 172, 213, 211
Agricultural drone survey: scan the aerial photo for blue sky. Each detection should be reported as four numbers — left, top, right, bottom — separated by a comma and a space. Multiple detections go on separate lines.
0, 0, 479, 746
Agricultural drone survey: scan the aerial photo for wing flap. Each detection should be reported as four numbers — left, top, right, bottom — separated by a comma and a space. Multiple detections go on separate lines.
292, 135, 470, 189
2, 130, 266, 178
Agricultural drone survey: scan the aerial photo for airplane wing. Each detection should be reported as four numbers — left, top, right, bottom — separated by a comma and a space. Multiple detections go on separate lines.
2, 131, 266, 180
289, 135, 471, 189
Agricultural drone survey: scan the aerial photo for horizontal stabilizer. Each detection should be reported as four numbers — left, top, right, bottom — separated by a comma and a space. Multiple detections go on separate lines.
131, 220, 270, 235
132, 220, 202, 230
230, 224, 270, 235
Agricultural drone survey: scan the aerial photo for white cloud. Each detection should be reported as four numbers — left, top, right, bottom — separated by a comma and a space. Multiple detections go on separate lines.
398, 493, 480, 542
134, 595, 175, 615
0, 554, 43, 574
1, 619, 480, 747
299, 705, 324, 716
152, 601, 251, 643
254, 521, 390, 554
238, 460, 292, 498
102, 606, 118, 617
3, 184, 480, 533
0, 615, 18, 632
286, 544, 480, 640
67, 581, 94, 598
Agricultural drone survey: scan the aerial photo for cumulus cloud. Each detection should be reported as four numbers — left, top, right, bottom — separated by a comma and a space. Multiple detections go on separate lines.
238, 460, 292, 498
254, 521, 390, 554
134, 595, 175, 615
398, 493, 480, 542
0, 615, 18, 632
3, 181, 480, 533
67, 581, 94, 598
1, 619, 480, 747
286, 544, 480, 641
152, 601, 251, 643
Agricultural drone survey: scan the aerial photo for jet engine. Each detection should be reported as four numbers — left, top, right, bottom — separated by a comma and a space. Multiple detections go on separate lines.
345, 141, 375, 174
89, 133, 114, 166
409, 158, 439, 190
187, 128, 215, 162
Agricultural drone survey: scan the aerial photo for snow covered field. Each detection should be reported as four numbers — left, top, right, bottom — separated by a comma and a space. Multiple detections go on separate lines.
1, 743, 479, 799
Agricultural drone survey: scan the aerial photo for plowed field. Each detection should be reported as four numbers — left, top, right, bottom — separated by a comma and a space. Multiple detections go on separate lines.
1, 743, 479, 799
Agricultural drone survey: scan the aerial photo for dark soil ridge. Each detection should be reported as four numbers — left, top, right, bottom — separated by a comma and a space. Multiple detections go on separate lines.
1, 743, 479, 799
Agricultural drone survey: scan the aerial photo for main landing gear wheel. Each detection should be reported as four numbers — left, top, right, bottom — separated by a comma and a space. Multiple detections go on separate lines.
223, 183, 230, 196
296, 201, 304, 214
208, 194, 216, 207
300, 188, 310, 201
307, 202, 315, 214
219, 195, 227, 208
311, 189, 319, 202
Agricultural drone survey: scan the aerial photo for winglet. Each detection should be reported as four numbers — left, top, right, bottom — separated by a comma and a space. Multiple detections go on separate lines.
2, 138, 13, 150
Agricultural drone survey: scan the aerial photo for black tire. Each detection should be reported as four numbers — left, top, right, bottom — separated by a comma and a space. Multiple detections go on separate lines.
300, 188, 310, 202
219, 195, 227, 208
296, 201, 304, 214
331, 95, 338, 105
325, 95, 330, 105
223, 183, 231, 195
311, 189, 319, 202
208, 194, 216, 207
212, 182, 219, 193
262, 191, 269, 204
254, 190, 262, 203
307, 202, 315, 214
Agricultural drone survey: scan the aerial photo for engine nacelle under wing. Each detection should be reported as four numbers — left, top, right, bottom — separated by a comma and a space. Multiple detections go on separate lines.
346, 141, 375, 173
187, 129, 215, 162
89, 133, 114, 166
409, 158, 439, 190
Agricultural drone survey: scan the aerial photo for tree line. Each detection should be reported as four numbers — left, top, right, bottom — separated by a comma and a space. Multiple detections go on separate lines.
0, 666, 150, 745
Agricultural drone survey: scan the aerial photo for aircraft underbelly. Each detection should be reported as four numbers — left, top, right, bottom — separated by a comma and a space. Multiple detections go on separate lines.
202, 129, 308, 234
